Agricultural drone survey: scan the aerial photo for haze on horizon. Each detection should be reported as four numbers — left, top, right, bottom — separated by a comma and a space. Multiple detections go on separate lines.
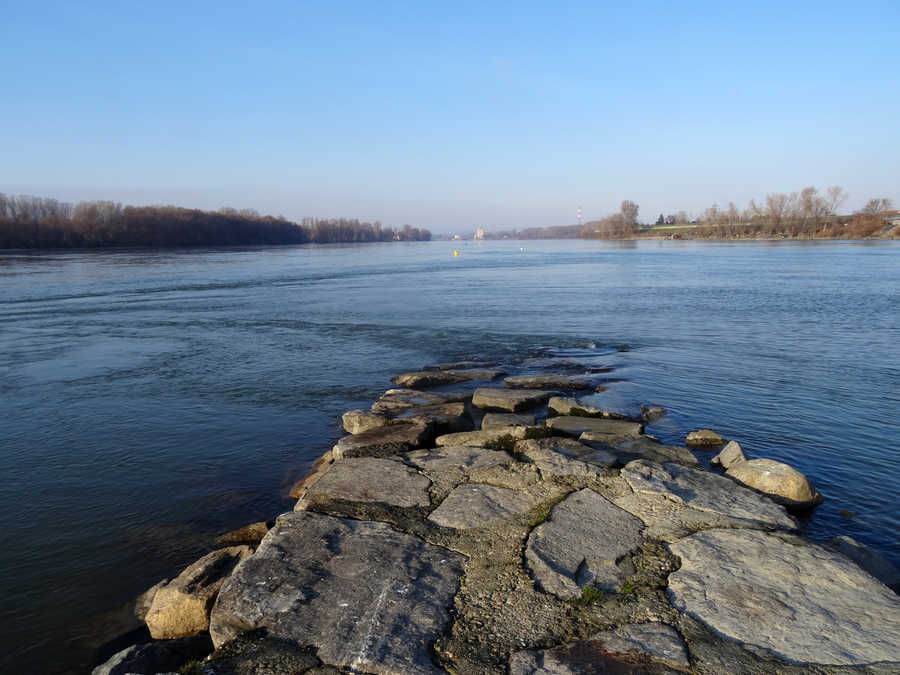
2, 1, 898, 233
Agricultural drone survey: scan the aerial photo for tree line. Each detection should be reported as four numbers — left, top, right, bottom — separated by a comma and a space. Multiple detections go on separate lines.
0, 194, 430, 249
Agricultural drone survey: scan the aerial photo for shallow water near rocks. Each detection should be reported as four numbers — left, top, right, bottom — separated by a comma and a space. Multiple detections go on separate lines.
0, 239, 898, 673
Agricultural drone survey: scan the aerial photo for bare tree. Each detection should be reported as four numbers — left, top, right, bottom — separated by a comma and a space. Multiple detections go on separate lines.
620, 200, 639, 227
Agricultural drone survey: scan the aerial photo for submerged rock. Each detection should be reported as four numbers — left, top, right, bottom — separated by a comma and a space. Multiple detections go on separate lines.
726, 457, 822, 508
504, 375, 592, 390
91, 634, 213, 675
145, 546, 252, 640
668, 529, 900, 666
685, 428, 725, 447
472, 387, 554, 412
341, 409, 390, 434
332, 421, 431, 459
200, 628, 337, 674
829, 535, 900, 592
640, 405, 668, 423
209, 511, 465, 674
545, 415, 642, 442
509, 622, 690, 674
481, 412, 535, 429
391, 369, 503, 388
525, 488, 644, 598
215, 521, 272, 548
710, 440, 745, 469
424, 360, 497, 371
428, 483, 536, 529
298, 457, 431, 509
289, 450, 334, 499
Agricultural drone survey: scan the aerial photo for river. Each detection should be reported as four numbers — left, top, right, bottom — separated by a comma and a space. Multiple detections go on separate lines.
1, 239, 898, 673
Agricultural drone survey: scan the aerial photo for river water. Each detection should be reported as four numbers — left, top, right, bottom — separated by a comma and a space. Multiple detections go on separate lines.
1, 239, 898, 673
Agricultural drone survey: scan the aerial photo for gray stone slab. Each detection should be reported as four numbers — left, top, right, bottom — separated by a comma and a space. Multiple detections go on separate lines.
428, 483, 536, 529
301, 457, 431, 508
505, 375, 592, 390
392, 369, 504, 388
515, 437, 615, 479
472, 387, 554, 412
544, 416, 643, 441
209, 511, 465, 674
509, 622, 689, 674
342, 409, 390, 434
710, 440, 745, 469
393, 401, 474, 435
525, 489, 644, 598
332, 421, 431, 459
371, 388, 470, 415
548, 396, 630, 419
405, 445, 514, 476
830, 536, 900, 591
668, 528, 900, 666
619, 460, 797, 533
434, 425, 541, 447
481, 412, 534, 429
605, 437, 698, 466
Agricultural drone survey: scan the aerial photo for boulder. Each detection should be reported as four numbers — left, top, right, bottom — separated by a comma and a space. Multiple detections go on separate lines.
332, 421, 431, 460
515, 437, 616, 478
614, 460, 797, 538
405, 445, 514, 476
685, 428, 725, 447
481, 412, 534, 429
525, 489, 644, 598
604, 437, 698, 466
726, 458, 822, 508
434, 425, 543, 448
391, 369, 503, 388
134, 579, 168, 623
710, 440, 745, 469
509, 622, 689, 674
298, 457, 431, 509
829, 536, 900, 592
91, 634, 213, 675
504, 375, 592, 390
428, 483, 536, 529
668, 529, 900, 666
145, 546, 253, 639
215, 521, 272, 548
641, 405, 668, 423
548, 396, 630, 419
544, 416, 642, 442
342, 409, 390, 434
472, 387, 554, 412
209, 511, 464, 675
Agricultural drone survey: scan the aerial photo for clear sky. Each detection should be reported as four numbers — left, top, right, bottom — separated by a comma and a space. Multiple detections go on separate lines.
2, 1, 898, 232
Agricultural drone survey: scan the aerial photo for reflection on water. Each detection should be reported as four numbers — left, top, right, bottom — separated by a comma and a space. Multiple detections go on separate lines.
0, 239, 898, 673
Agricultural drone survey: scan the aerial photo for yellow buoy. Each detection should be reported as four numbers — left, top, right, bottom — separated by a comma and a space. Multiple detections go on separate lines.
453, 250, 459, 256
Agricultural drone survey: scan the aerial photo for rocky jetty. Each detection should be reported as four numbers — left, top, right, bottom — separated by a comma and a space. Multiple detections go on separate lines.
94, 363, 900, 675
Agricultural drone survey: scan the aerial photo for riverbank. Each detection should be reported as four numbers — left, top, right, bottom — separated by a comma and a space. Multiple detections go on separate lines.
93, 362, 900, 674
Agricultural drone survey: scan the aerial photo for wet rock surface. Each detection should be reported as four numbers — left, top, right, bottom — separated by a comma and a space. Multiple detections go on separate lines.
525, 488, 644, 598
392, 368, 504, 388
505, 374, 593, 390
298, 457, 431, 509
472, 387, 554, 412
370, 388, 470, 416
215, 521, 272, 548
209, 511, 465, 674
668, 528, 900, 666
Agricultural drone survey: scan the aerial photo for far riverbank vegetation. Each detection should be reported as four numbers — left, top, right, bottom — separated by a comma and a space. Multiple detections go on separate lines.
0, 194, 431, 249
477, 186, 898, 241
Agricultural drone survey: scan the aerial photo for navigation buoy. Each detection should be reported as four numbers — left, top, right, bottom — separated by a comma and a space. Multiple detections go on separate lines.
453, 250, 460, 256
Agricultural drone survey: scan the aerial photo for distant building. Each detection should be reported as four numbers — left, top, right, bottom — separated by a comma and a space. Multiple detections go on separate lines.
475, 227, 485, 240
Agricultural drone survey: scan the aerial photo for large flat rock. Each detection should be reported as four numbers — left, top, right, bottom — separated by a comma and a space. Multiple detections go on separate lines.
481, 412, 535, 429
616, 460, 797, 536
472, 387, 553, 412
504, 375, 592, 390
332, 421, 431, 459
434, 425, 541, 448
509, 622, 690, 674
544, 416, 642, 442
371, 388, 470, 415
525, 489, 644, 598
342, 409, 390, 434
209, 511, 465, 674
605, 437, 698, 466
300, 457, 431, 508
547, 396, 630, 419
428, 483, 535, 529
405, 445, 514, 476
515, 437, 615, 479
392, 369, 504, 388
393, 401, 474, 435
668, 529, 900, 666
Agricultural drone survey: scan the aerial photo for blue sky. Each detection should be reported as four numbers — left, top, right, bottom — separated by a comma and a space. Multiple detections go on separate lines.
2, 1, 898, 231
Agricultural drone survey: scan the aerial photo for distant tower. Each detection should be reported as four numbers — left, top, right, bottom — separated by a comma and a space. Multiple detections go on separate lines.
577, 206, 582, 227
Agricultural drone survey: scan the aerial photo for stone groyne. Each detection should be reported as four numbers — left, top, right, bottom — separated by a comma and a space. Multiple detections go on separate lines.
94, 363, 900, 674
